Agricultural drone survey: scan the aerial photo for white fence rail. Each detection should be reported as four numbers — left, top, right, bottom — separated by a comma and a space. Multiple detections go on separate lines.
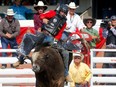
0, 69, 35, 87
90, 49, 116, 87
0, 49, 35, 87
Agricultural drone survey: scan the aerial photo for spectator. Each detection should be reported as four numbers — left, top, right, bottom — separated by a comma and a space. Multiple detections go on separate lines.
0, 9, 20, 69
83, 17, 100, 67
65, 2, 83, 33
69, 52, 92, 87
9, 0, 33, 20
103, 15, 116, 68
60, 2, 84, 51
33, 1, 48, 34
83, 17, 100, 49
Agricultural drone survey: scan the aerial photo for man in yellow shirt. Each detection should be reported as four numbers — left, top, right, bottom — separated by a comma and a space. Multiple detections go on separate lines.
69, 52, 92, 87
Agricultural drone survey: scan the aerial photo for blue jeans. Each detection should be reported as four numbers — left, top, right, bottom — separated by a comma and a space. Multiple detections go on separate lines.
17, 33, 54, 63
61, 31, 82, 51
19, 33, 53, 55
61, 31, 69, 41
61, 50, 69, 77
75, 83, 88, 87
1, 37, 18, 57
60, 32, 70, 76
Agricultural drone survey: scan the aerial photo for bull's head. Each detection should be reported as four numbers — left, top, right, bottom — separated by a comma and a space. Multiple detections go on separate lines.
31, 50, 49, 73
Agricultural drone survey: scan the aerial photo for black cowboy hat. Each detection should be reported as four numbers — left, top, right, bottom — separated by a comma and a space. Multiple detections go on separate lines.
83, 17, 96, 26
34, 1, 48, 11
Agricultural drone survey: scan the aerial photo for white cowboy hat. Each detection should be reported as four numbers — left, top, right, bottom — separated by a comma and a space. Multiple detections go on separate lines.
73, 52, 84, 60
4, 9, 15, 16
68, 2, 79, 9
34, 1, 48, 11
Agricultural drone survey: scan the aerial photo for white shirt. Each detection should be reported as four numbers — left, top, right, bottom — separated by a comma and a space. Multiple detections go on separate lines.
65, 12, 84, 33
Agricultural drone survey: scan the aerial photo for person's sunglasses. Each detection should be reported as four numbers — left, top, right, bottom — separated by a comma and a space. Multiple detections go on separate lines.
7, 15, 13, 17
87, 21, 93, 24
69, 8, 75, 10
37, 7, 44, 10
74, 56, 81, 59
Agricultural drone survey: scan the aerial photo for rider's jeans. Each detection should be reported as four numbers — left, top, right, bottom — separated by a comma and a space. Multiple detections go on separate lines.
61, 31, 82, 51
61, 31, 69, 41
18, 33, 53, 56
57, 40, 69, 77
61, 50, 69, 77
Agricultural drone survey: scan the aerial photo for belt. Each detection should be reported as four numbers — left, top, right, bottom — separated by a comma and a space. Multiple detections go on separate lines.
75, 83, 81, 85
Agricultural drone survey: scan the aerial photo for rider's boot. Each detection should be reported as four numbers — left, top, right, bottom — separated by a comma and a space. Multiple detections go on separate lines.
13, 55, 25, 68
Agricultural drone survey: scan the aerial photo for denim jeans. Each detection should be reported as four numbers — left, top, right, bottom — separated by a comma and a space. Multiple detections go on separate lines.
61, 50, 69, 76
61, 31, 82, 51
59, 32, 70, 76
75, 83, 88, 87
1, 37, 18, 57
18, 33, 53, 55
61, 31, 69, 41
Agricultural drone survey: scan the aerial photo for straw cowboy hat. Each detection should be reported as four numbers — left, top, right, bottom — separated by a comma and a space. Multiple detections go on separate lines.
67, 2, 79, 9
34, 1, 48, 11
73, 52, 84, 60
83, 17, 96, 26
4, 9, 15, 16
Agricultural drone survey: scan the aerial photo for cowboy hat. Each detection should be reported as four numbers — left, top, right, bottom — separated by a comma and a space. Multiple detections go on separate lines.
67, 2, 79, 9
4, 9, 15, 16
34, 1, 48, 11
73, 52, 84, 60
83, 17, 96, 26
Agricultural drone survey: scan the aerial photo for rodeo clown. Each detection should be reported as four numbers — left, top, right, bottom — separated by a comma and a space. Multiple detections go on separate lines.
13, 4, 82, 82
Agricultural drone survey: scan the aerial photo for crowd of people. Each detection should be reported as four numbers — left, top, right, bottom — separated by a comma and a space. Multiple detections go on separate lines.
0, 0, 116, 87
0, 0, 79, 6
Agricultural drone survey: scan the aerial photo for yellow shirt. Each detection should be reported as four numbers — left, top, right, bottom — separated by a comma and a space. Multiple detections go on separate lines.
69, 61, 92, 87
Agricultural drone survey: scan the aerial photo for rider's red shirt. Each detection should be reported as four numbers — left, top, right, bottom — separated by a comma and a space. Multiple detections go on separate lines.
40, 10, 66, 40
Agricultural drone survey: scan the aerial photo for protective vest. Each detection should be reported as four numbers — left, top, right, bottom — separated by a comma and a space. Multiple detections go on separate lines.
106, 29, 116, 45
43, 14, 66, 36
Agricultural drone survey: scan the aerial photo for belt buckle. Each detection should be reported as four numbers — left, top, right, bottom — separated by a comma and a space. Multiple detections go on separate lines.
75, 83, 81, 85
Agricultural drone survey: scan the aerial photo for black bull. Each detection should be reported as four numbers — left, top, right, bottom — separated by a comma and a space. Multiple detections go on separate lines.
31, 45, 65, 87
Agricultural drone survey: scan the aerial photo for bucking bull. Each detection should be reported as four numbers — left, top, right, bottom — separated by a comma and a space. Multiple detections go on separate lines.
25, 32, 91, 87
31, 43, 65, 87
